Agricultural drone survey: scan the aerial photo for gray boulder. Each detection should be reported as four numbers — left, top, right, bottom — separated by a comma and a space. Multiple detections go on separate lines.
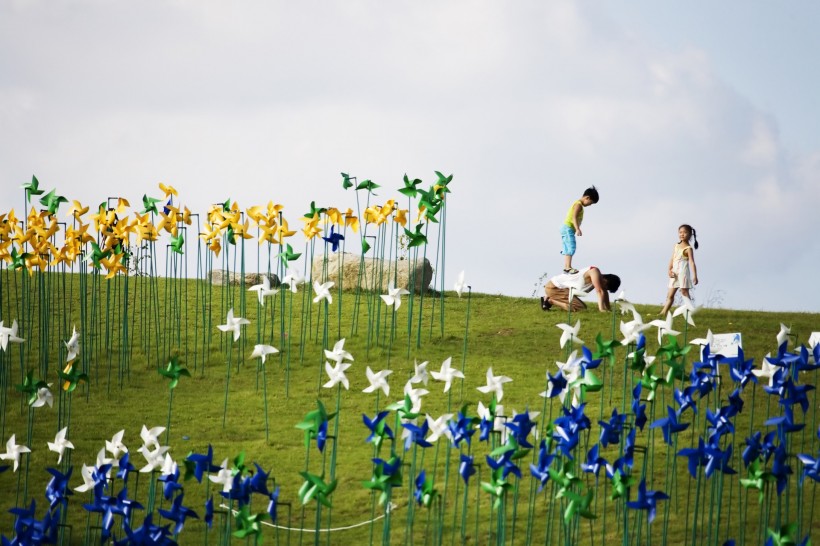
209, 269, 280, 287
311, 252, 432, 293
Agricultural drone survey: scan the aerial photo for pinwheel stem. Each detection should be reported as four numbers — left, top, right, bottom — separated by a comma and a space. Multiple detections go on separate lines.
458, 287, 472, 401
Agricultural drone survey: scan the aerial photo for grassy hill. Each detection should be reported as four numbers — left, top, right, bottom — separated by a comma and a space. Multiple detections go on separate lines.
0, 270, 818, 545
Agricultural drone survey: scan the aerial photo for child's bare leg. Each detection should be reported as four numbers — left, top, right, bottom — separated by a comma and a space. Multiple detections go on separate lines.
680, 288, 691, 299
564, 254, 572, 271
660, 287, 677, 316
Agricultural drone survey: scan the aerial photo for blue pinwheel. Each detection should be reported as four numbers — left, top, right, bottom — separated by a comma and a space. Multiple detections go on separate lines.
8, 500, 60, 546
727, 388, 745, 416
765, 406, 805, 440
650, 406, 690, 446
204, 496, 214, 529
797, 449, 820, 484
705, 406, 736, 442
322, 226, 344, 252
678, 437, 707, 478
580, 444, 610, 479
632, 384, 648, 431
448, 412, 476, 448
779, 379, 815, 414
116, 453, 136, 483
267, 486, 280, 523
771, 443, 793, 495
743, 431, 777, 467
674, 386, 698, 417
487, 439, 524, 479
599, 407, 627, 447
45, 467, 73, 510
249, 463, 271, 496
119, 513, 174, 545
414, 470, 438, 507
529, 440, 555, 492
543, 370, 568, 401
613, 428, 637, 472
459, 454, 477, 484
186, 445, 221, 483
728, 347, 757, 388
158, 492, 199, 535
402, 420, 433, 451
703, 440, 736, 478
504, 411, 537, 449
158, 464, 182, 500
578, 345, 602, 373
626, 479, 669, 524
364, 455, 403, 504
363, 411, 395, 450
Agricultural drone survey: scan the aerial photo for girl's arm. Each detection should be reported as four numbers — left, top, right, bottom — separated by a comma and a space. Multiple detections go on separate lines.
572, 203, 583, 236
687, 247, 698, 285
667, 249, 675, 278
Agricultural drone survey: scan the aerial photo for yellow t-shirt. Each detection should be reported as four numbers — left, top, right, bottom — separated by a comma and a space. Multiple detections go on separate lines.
564, 199, 583, 229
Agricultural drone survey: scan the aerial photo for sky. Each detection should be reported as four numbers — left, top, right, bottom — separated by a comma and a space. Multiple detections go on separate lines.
1, 0, 819, 313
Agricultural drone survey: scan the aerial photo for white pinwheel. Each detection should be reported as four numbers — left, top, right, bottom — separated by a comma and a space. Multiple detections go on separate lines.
209, 458, 234, 493
249, 275, 278, 306
160, 453, 177, 477
476, 367, 512, 402
689, 329, 714, 348
454, 270, 467, 298
403, 380, 429, 413
312, 280, 334, 304
74, 464, 97, 493
324, 338, 354, 364
648, 312, 680, 344
363, 366, 392, 396
323, 360, 352, 390
672, 295, 700, 327
430, 357, 464, 393
282, 268, 305, 293
620, 319, 649, 346
47, 427, 74, 464
217, 308, 250, 342
31, 384, 54, 408
0, 434, 31, 472
556, 320, 583, 348
426, 413, 454, 443
776, 323, 791, 347
753, 355, 780, 387
105, 430, 128, 460
380, 282, 410, 311
476, 400, 507, 442
0, 319, 24, 352
615, 293, 642, 323
138, 443, 170, 473
64, 325, 80, 362
140, 425, 166, 451
410, 360, 429, 385
250, 344, 279, 364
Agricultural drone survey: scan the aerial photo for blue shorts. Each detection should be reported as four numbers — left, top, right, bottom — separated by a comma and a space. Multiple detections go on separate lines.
560, 224, 576, 256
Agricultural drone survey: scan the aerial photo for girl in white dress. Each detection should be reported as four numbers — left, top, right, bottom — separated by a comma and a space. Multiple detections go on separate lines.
660, 224, 699, 316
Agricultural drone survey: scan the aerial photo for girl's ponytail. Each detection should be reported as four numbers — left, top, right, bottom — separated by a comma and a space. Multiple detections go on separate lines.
692, 228, 699, 250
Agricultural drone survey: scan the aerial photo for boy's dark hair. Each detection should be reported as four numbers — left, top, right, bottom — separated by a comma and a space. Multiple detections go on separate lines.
583, 186, 599, 203
603, 274, 620, 293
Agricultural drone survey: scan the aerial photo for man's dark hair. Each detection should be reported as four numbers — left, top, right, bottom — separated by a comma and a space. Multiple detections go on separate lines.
583, 186, 599, 203
603, 274, 620, 293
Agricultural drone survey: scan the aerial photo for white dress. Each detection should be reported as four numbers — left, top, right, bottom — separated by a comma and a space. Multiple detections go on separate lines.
669, 244, 693, 289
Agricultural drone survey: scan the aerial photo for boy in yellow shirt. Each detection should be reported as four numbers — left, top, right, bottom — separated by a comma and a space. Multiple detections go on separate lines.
561, 186, 599, 274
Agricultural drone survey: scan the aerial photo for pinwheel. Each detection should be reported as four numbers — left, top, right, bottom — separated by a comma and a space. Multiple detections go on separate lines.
614, 291, 641, 319
401, 381, 428, 414
16, 370, 47, 406
430, 357, 464, 393
770, 443, 793, 495
476, 367, 512, 401
45, 466, 73, 510
363, 455, 403, 505
31, 383, 54, 408
626, 479, 668, 524
232, 504, 267, 540
672, 295, 700, 326
609, 468, 637, 500
779, 380, 815, 414
0, 319, 24, 351
380, 281, 410, 311
594, 333, 621, 361
776, 323, 792, 347
363, 411, 395, 450
410, 360, 429, 385
678, 437, 707, 478
46, 427, 74, 464
620, 318, 649, 346
139, 425, 165, 451
580, 444, 611, 478
169, 232, 184, 254
505, 411, 538, 449
556, 320, 583, 348
295, 400, 336, 452
105, 430, 128, 461
398, 173, 422, 197
217, 308, 250, 342
529, 440, 554, 492
185, 445, 221, 483
402, 420, 433, 451
689, 329, 714, 348
728, 347, 757, 388
703, 441, 737, 478
765, 406, 805, 437
404, 223, 427, 248
281, 267, 306, 293
459, 454, 476, 484
632, 384, 648, 431
159, 355, 190, 389
454, 270, 466, 298
122, 513, 175, 543
267, 486, 280, 523
563, 488, 597, 525
656, 337, 691, 383
249, 344, 278, 365
740, 457, 777, 502
614, 428, 637, 472
22, 175, 44, 202
649, 406, 690, 446
648, 312, 680, 344
8, 499, 61, 544
157, 492, 199, 535
0, 435, 30, 473
540, 369, 569, 403
764, 522, 810, 546
414, 470, 438, 508
599, 408, 626, 447
298, 471, 337, 508
341, 172, 355, 190
248, 275, 278, 305
433, 171, 453, 197
547, 458, 582, 498
39, 188, 68, 214
476, 399, 505, 442
363, 366, 392, 396
743, 431, 777, 467
323, 360, 352, 390
312, 280, 334, 304
481, 466, 513, 510
58, 361, 89, 392
277, 243, 302, 266
322, 225, 344, 252
796, 451, 820, 484
138, 442, 170, 474
157, 459, 183, 500
208, 458, 234, 494
448, 412, 477, 448
141, 194, 163, 214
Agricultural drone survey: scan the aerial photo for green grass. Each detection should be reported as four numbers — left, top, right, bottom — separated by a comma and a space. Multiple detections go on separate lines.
0, 269, 818, 545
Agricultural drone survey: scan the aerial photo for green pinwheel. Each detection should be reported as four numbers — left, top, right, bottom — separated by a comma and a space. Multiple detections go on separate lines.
416, 186, 442, 221
233, 504, 267, 540
277, 243, 301, 266
22, 175, 44, 203
84, 242, 110, 269
58, 362, 89, 393
362, 455, 403, 505
594, 333, 621, 361
481, 466, 513, 510
302, 201, 326, 220
170, 233, 184, 254
657, 338, 691, 382
549, 458, 583, 498
39, 189, 68, 215
765, 522, 805, 546
414, 470, 439, 508
404, 223, 427, 248
298, 471, 337, 508
141, 194, 163, 214
433, 171, 453, 198
16, 369, 47, 406
341, 172, 355, 190
356, 179, 380, 194
640, 363, 665, 401
361, 237, 372, 254
399, 174, 422, 198
610, 469, 637, 500
740, 457, 776, 503
563, 487, 597, 525
571, 369, 603, 400
9, 248, 29, 271
159, 355, 191, 389
386, 394, 420, 421
295, 400, 337, 450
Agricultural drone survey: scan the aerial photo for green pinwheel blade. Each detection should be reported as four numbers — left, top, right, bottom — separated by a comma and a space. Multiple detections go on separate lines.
22, 175, 44, 203
341, 172, 354, 189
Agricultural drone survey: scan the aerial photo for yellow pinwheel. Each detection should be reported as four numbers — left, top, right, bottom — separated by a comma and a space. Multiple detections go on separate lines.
158, 182, 178, 198
344, 209, 360, 233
